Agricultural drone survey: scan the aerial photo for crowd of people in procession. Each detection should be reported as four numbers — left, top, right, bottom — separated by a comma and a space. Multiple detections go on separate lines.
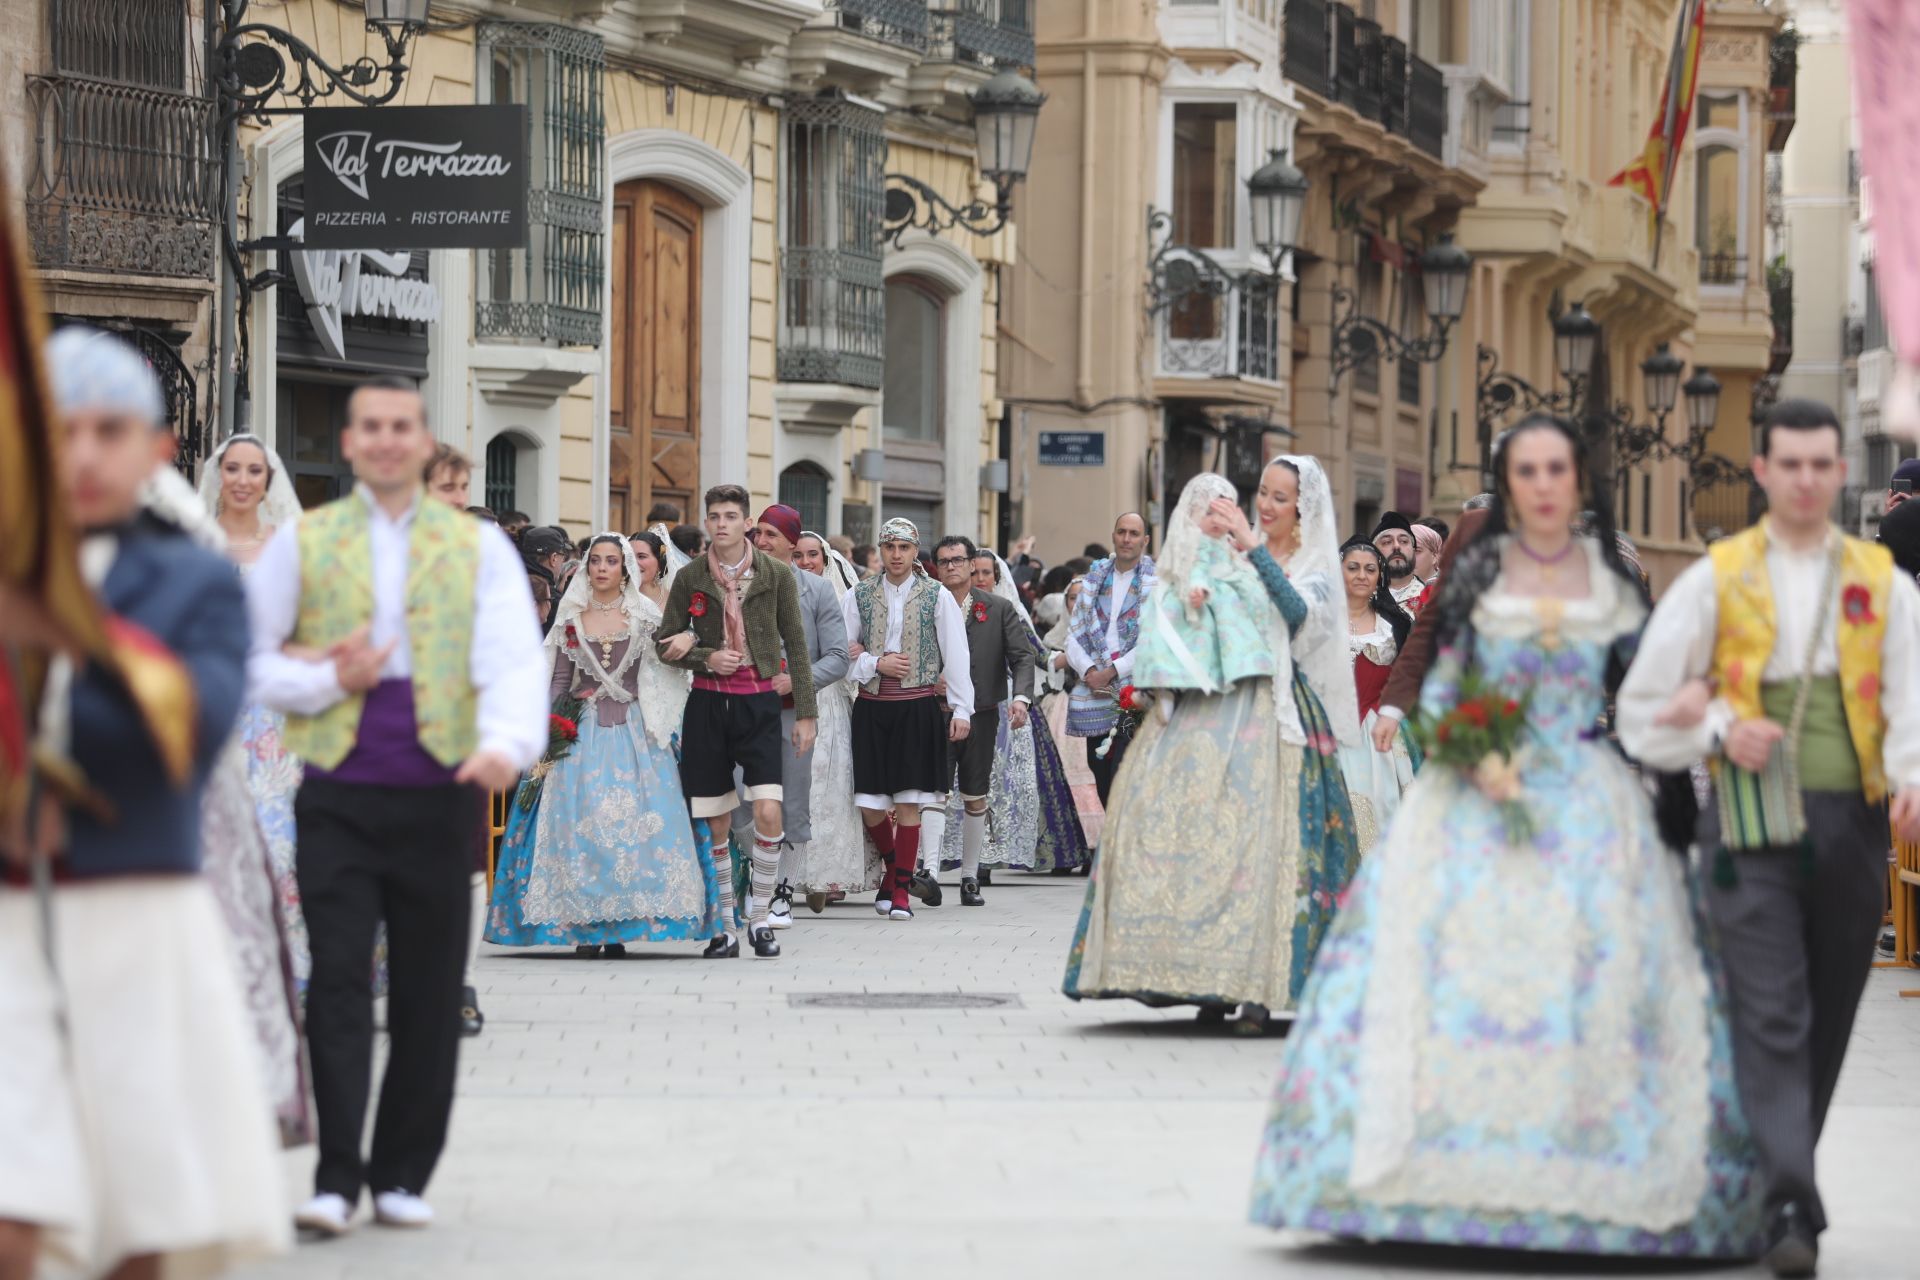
2, 325, 1916, 1280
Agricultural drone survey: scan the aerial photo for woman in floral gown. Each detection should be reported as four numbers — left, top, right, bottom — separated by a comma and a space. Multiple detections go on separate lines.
487, 532, 722, 952
1064, 455, 1362, 1035
1249, 415, 1762, 1258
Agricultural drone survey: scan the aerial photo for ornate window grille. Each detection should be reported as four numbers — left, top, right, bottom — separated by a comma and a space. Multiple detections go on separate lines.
828, 0, 930, 52
475, 22, 605, 348
780, 94, 886, 390
778, 462, 833, 534
929, 0, 1035, 70
25, 0, 215, 278
485, 435, 520, 514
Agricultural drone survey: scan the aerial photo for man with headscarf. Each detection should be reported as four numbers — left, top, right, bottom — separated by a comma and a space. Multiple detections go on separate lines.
246, 374, 548, 1236
1370, 511, 1425, 612
1, 328, 288, 1277
841, 518, 974, 920
733, 503, 848, 930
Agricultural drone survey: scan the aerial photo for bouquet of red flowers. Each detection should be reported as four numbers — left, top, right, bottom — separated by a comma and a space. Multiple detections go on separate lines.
1412, 673, 1533, 841
1094, 684, 1151, 760
516, 693, 585, 812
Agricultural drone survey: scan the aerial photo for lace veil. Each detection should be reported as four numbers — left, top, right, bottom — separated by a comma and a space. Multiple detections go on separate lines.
1276, 453, 1362, 750
1153, 472, 1238, 594
198, 433, 303, 530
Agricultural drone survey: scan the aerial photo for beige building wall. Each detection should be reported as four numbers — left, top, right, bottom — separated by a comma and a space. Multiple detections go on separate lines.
1002, 0, 1167, 559
1777, 3, 1852, 421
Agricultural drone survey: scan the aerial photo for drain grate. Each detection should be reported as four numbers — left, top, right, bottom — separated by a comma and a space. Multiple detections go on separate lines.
787, 992, 1022, 1010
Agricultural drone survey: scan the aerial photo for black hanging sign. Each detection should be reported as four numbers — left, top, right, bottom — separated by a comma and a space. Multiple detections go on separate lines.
301, 105, 529, 250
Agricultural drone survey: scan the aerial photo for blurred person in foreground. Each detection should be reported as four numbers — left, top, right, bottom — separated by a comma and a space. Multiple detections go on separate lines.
0, 327, 287, 1280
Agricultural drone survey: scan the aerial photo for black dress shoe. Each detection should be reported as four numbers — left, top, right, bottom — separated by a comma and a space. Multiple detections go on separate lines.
749, 926, 781, 958
1050, 864, 1074, 876
602, 943, 627, 959
1763, 1202, 1819, 1278
575, 944, 602, 958
459, 986, 484, 1038
960, 877, 984, 906
702, 933, 739, 959
909, 868, 944, 907
977, 867, 992, 886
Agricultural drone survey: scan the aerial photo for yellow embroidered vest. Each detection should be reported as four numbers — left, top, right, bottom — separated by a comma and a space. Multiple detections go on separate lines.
1707, 523, 1893, 802
281, 492, 482, 769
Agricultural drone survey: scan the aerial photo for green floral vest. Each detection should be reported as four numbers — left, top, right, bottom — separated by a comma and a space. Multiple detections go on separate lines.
854, 574, 944, 694
281, 492, 481, 769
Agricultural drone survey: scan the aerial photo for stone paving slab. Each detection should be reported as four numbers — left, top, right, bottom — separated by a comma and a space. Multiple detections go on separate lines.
246, 876, 1920, 1280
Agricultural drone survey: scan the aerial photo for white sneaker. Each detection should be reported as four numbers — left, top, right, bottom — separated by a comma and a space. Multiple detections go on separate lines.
294, 1192, 354, 1237
873, 896, 893, 917
768, 899, 794, 930
373, 1189, 434, 1229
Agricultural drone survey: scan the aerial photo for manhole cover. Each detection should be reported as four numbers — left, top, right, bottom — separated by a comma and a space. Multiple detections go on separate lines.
787, 992, 1021, 1010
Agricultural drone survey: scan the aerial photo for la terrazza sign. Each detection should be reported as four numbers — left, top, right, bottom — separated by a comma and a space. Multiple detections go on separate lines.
301, 104, 529, 250
287, 217, 440, 362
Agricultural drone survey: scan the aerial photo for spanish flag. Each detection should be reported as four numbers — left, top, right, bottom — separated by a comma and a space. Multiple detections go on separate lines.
0, 170, 112, 831
1609, 0, 1707, 262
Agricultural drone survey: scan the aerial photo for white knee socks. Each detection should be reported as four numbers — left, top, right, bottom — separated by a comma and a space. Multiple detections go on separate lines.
466, 873, 486, 981
918, 801, 947, 870
749, 830, 784, 928
961, 809, 986, 880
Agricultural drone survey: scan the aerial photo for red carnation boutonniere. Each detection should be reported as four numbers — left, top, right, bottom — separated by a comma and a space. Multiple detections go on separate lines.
689, 591, 709, 618
1842, 584, 1877, 627
973, 600, 988, 624
564, 624, 580, 649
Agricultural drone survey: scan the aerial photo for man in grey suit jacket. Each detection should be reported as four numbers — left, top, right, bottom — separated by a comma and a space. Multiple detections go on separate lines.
918, 534, 1037, 907
737, 505, 849, 928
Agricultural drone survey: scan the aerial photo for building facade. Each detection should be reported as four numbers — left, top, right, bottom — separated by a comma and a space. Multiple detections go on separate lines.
5, 0, 1030, 545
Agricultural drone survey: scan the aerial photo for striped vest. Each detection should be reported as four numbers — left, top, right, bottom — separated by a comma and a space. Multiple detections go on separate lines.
280, 492, 482, 769
854, 574, 944, 695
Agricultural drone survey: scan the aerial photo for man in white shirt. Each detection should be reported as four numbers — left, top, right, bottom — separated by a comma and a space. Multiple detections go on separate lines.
247, 378, 547, 1237
1617, 399, 1920, 1279
1065, 513, 1155, 812
1370, 511, 1424, 612
841, 519, 973, 921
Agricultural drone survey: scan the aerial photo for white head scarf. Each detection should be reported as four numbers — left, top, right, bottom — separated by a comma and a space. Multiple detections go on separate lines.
1273, 454, 1362, 750
802, 531, 859, 598
1154, 472, 1239, 594
44, 326, 165, 425
647, 521, 692, 581
198, 432, 303, 531
546, 531, 652, 703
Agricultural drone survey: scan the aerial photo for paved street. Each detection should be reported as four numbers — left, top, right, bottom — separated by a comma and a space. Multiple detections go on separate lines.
253, 875, 1920, 1280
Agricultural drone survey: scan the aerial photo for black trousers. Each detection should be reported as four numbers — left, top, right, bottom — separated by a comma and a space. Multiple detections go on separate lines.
1084, 730, 1132, 810
296, 777, 476, 1202
1700, 790, 1886, 1233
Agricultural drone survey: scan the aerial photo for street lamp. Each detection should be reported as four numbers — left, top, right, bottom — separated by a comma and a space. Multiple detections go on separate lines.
1640, 342, 1685, 423
885, 70, 1048, 246
1330, 232, 1473, 386
1553, 301, 1600, 387
1684, 367, 1723, 438
216, 0, 432, 120
1247, 149, 1310, 266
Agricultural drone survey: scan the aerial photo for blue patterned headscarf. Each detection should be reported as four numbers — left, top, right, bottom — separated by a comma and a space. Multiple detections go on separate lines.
44, 326, 166, 427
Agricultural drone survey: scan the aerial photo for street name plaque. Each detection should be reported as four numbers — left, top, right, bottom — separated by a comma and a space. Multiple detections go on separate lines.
1037, 431, 1106, 466
301, 105, 529, 250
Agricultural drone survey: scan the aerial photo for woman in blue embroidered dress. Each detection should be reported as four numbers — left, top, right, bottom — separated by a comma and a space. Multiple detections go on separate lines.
487, 532, 722, 952
1249, 415, 1762, 1258
1064, 455, 1362, 1035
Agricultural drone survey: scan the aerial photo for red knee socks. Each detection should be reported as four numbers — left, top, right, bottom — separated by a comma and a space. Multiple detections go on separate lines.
891, 824, 920, 908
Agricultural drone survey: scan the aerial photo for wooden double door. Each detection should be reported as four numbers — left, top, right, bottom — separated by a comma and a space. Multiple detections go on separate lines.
610, 180, 701, 530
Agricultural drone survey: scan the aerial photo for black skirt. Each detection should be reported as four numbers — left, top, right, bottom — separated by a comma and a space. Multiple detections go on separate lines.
851, 695, 950, 797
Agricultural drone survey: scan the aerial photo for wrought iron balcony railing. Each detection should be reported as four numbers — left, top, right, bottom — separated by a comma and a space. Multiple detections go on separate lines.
1700, 252, 1746, 286
1285, 0, 1446, 158
1158, 272, 1281, 384
929, 0, 1034, 70
829, 0, 930, 53
24, 74, 217, 278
